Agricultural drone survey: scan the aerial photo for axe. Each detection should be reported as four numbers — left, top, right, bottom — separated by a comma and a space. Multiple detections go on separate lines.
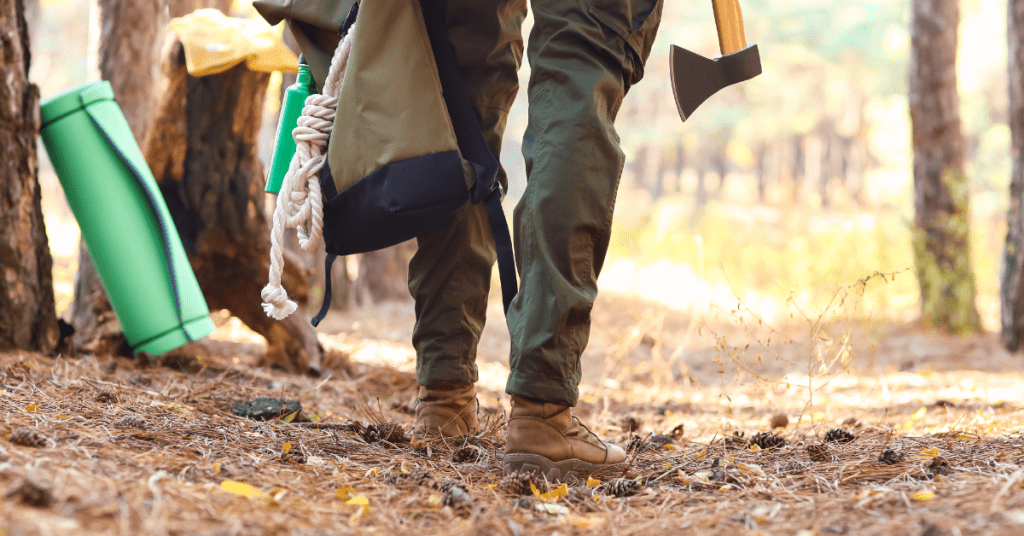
671, 0, 761, 121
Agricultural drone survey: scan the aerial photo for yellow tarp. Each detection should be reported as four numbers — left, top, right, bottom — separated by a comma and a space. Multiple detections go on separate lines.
168, 9, 298, 77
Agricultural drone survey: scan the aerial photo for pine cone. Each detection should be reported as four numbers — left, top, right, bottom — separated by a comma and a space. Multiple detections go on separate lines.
750, 431, 786, 450
500, 470, 535, 496
439, 481, 472, 512
565, 486, 594, 504
452, 445, 481, 463
114, 415, 148, 428
927, 455, 951, 476
384, 468, 438, 489
823, 428, 856, 444
95, 391, 118, 404
363, 422, 408, 444
9, 428, 47, 448
625, 435, 647, 453
878, 450, 904, 465
4, 478, 53, 508
602, 477, 641, 497
806, 443, 834, 462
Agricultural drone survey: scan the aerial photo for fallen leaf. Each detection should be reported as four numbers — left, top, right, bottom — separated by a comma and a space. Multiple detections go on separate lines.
336, 487, 356, 500
913, 490, 934, 501
282, 442, 291, 454
539, 483, 568, 501
213, 463, 221, 474
586, 477, 602, 488
921, 448, 940, 457
25, 404, 38, 412
484, 483, 499, 490
282, 410, 298, 424
345, 495, 370, 514
221, 480, 262, 498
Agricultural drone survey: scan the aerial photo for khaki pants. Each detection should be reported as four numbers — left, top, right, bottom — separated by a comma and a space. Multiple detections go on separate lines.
410, 0, 663, 406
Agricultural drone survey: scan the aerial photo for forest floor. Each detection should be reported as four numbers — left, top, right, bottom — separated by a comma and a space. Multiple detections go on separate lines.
3, 290, 1024, 536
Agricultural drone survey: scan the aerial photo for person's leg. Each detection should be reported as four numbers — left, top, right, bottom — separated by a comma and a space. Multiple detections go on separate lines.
409, 0, 527, 435
503, 0, 662, 476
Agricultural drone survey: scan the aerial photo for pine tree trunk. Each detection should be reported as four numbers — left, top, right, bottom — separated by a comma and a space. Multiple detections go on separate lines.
909, 0, 981, 334
145, 39, 322, 374
0, 0, 58, 352
73, 0, 164, 354
1002, 0, 1024, 350
353, 242, 416, 305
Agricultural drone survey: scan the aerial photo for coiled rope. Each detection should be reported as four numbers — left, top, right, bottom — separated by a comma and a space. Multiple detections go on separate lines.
261, 25, 355, 320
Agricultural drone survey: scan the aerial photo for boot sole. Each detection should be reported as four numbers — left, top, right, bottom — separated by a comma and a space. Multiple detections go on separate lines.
503, 453, 621, 482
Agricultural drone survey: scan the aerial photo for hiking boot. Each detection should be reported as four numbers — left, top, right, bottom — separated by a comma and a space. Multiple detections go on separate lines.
503, 395, 626, 481
413, 382, 479, 437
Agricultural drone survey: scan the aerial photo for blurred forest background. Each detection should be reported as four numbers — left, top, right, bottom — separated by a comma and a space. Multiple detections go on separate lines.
23, 0, 1008, 333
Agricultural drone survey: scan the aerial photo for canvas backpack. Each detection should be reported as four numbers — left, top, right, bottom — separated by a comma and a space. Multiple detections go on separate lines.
255, 0, 517, 325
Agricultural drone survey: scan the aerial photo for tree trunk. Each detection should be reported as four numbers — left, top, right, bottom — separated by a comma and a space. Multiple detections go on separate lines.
145, 38, 322, 374
909, 0, 981, 334
0, 0, 58, 353
1002, 0, 1024, 350
353, 242, 416, 305
73, 0, 164, 354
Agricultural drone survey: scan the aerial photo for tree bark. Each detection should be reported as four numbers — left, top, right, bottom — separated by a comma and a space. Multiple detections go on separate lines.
73, 0, 164, 354
145, 39, 322, 374
1002, 0, 1024, 350
0, 0, 58, 352
353, 242, 416, 306
909, 0, 981, 334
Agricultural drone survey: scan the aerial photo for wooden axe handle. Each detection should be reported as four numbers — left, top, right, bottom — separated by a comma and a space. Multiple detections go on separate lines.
712, 0, 748, 55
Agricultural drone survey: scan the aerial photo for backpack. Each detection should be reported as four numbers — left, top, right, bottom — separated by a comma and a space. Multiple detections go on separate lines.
254, 0, 517, 326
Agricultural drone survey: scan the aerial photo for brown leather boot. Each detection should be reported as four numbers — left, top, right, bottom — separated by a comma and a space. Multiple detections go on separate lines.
413, 383, 479, 437
503, 395, 626, 481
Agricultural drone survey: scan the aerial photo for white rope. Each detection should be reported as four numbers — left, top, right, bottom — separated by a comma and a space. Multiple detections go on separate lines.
262, 25, 355, 319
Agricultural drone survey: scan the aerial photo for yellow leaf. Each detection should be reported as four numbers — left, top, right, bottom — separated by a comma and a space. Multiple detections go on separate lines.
336, 487, 356, 500
25, 404, 38, 412
282, 442, 291, 454
531, 482, 541, 498
903, 407, 927, 431
539, 483, 568, 501
345, 495, 370, 514
282, 410, 298, 424
921, 448, 939, 457
221, 480, 262, 498
0, 390, 6, 396
586, 477, 601, 488
427, 494, 442, 507
213, 463, 221, 474
913, 490, 934, 501
664, 444, 679, 451
484, 483, 499, 490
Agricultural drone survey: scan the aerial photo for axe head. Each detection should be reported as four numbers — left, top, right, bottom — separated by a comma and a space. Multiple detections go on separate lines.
671, 43, 761, 122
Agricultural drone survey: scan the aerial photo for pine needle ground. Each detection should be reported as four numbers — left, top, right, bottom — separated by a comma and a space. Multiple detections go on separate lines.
3, 314, 1024, 535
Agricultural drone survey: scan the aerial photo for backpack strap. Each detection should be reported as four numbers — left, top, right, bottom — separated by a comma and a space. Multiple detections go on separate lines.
419, 0, 518, 313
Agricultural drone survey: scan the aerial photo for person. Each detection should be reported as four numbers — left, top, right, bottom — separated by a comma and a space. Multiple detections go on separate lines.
410, 0, 664, 479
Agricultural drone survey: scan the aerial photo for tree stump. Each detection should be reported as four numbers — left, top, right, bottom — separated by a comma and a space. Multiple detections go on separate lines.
143, 37, 322, 374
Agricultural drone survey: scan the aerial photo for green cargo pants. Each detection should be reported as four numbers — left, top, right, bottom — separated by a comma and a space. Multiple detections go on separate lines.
410, 0, 663, 406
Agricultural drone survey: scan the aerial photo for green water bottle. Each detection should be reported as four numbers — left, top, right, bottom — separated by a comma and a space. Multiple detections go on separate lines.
266, 56, 316, 194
